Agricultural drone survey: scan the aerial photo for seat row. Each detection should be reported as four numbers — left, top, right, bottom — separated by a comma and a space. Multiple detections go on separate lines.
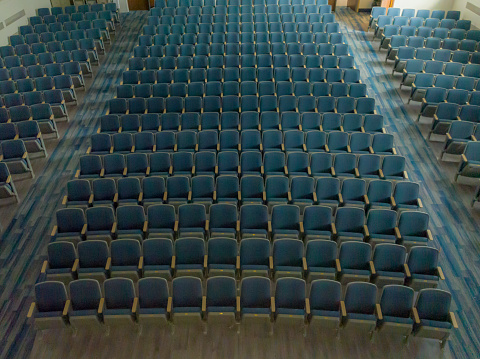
419, 91, 480, 122
0, 161, 18, 202
43, 225, 440, 287
400, 61, 480, 88
143, 16, 336, 37
153, 0, 329, 7
0, 76, 77, 105
37, 4, 119, 18
65, 172, 420, 212
455, 141, 480, 181
54, 201, 430, 246
410, 82, 480, 106
29, 10, 116, 30
105, 95, 376, 116
77, 150, 407, 179
0, 103, 59, 136
440, 121, 480, 159
116, 81, 367, 100
98, 111, 381, 133
30, 278, 456, 348
373, 16, 469, 39
89, 129, 396, 155
0, 47, 95, 69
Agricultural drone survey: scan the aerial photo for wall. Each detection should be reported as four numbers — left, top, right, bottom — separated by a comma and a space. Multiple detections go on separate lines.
0, 0, 51, 46
391, 0, 453, 11
452, 0, 480, 29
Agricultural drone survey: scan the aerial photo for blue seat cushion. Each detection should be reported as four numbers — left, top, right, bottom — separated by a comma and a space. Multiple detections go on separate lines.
276, 308, 305, 316
173, 306, 201, 313
273, 229, 299, 236
139, 307, 167, 315
35, 311, 63, 319
242, 308, 271, 315
370, 233, 396, 241
402, 235, 428, 243
209, 264, 236, 270
381, 315, 413, 325
210, 227, 236, 234
176, 264, 204, 270
411, 273, 438, 281
208, 306, 235, 313
341, 269, 370, 276
241, 264, 269, 271
338, 232, 364, 238
104, 308, 132, 316
179, 228, 205, 235
347, 313, 376, 322
309, 266, 336, 273
144, 264, 171, 272
293, 199, 313, 205
267, 198, 288, 203
111, 265, 138, 272
275, 265, 302, 272
376, 270, 404, 278
47, 268, 71, 275
242, 229, 268, 236
418, 319, 452, 330
87, 230, 111, 237
311, 309, 340, 318
317, 199, 339, 205
148, 228, 174, 235
71, 309, 98, 317
78, 267, 106, 274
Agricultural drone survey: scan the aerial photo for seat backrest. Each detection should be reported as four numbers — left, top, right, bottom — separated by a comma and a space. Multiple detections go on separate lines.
111, 239, 141, 266
209, 203, 237, 230
173, 276, 203, 308
407, 246, 438, 275
398, 211, 429, 236
86, 206, 115, 231
69, 279, 102, 311
104, 278, 135, 309
309, 279, 341, 311
275, 278, 305, 309
47, 242, 76, 268
117, 205, 145, 231
338, 241, 371, 270
306, 239, 337, 267
271, 205, 300, 231
240, 276, 271, 309
35, 281, 68, 313
78, 240, 109, 269
344, 282, 377, 314
380, 285, 414, 318
273, 238, 303, 267
206, 276, 237, 308
138, 277, 169, 309
415, 289, 451, 321
372, 243, 406, 272
178, 203, 206, 229
56, 208, 85, 233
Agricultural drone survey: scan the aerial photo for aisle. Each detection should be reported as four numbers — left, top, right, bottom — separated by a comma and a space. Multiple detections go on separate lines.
335, 7, 480, 359
0, 11, 147, 359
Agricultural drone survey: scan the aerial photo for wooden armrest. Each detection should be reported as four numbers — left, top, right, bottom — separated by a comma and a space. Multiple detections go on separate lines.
437, 266, 445, 280
269, 256, 273, 270
98, 298, 104, 314
174, 221, 178, 233
284, 166, 288, 175
417, 198, 423, 208
378, 169, 384, 178
302, 257, 307, 272
6, 175, 11, 184
113, 193, 118, 203
331, 223, 337, 235
313, 192, 317, 203
63, 300, 70, 316
369, 261, 376, 275
338, 193, 343, 204
363, 195, 369, 205
412, 307, 420, 324
72, 259, 79, 272
336, 258, 341, 272
403, 171, 408, 180
355, 168, 360, 177
111, 222, 117, 234
123, 167, 127, 176
51, 225, 58, 237
461, 154, 468, 163
390, 196, 396, 207
238, 191, 241, 201
426, 229, 433, 241
139, 256, 143, 270
236, 296, 240, 313
105, 257, 111, 270
450, 312, 458, 329
404, 263, 411, 277
205, 220, 209, 232
299, 222, 304, 234
81, 224, 87, 236
376, 304, 383, 320
394, 227, 401, 239
202, 296, 206, 312
236, 256, 240, 270
62, 195, 68, 205
307, 166, 311, 176
364, 225, 370, 237
392, 148, 397, 155
271, 297, 275, 313
166, 297, 172, 313
143, 221, 148, 233
171, 256, 176, 269
204, 255, 208, 268
305, 298, 310, 315
188, 191, 192, 201
27, 302, 36, 318
288, 191, 292, 202
41, 260, 48, 274
138, 192, 143, 202
132, 297, 138, 313
340, 301, 346, 317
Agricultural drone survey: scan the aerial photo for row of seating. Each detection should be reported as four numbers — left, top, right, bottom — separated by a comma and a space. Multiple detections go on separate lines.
64, 174, 420, 211
373, 16, 469, 39
53, 201, 431, 246
116, 81, 368, 100
400, 61, 480, 88
121, 69, 360, 86
43, 232, 440, 290
0, 47, 95, 69
0, 139, 35, 178
104, 96, 375, 117
88, 129, 396, 156
0, 161, 19, 202
37, 4, 119, 18
30, 277, 457, 347
0, 103, 59, 136
98, 111, 381, 133
410, 83, 480, 106
29, 10, 116, 29
455, 141, 480, 181
369, 7, 462, 26
153, 0, 328, 7
0, 121, 48, 156
419, 92, 480, 122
